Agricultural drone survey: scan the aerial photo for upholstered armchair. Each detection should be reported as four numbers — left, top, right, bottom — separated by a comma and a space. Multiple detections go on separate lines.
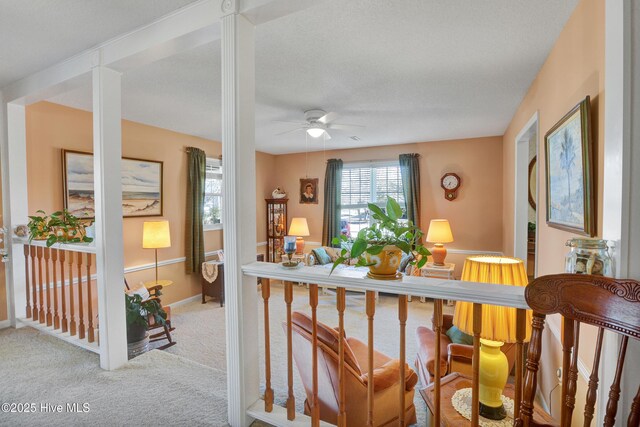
415, 314, 516, 386
287, 312, 417, 426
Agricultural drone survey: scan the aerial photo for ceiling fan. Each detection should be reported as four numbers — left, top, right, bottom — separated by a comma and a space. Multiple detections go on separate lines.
274, 109, 364, 140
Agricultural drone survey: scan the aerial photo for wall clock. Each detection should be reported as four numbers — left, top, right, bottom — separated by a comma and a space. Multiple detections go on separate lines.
441, 173, 461, 201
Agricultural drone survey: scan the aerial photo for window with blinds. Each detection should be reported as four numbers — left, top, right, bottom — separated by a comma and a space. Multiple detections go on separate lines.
340, 163, 406, 238
204, 158, 223, 229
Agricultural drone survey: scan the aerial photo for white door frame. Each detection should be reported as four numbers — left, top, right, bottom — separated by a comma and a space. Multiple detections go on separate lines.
513, 112, 539, 276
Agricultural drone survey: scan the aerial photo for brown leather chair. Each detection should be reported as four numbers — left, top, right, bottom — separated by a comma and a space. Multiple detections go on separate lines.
287, 311, 417, 426
415, 314, 516, 386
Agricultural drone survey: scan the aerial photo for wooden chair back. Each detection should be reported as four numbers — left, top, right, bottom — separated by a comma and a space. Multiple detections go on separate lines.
516, 274, 640, 427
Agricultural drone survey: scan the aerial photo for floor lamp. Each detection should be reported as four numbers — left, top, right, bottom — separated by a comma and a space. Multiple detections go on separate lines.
142, 220, 171, 285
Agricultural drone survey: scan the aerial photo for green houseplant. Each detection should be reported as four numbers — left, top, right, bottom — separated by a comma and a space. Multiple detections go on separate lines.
125, 293, 167, 344
331, 197, 431, 279
27, 209, 93, 247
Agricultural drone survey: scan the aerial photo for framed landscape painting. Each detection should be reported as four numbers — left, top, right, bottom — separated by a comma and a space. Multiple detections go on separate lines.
63, 150, 163, 219
544, 96, 594, 236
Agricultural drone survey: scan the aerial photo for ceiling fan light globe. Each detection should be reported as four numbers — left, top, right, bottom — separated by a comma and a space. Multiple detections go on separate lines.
307, 127, 325, 138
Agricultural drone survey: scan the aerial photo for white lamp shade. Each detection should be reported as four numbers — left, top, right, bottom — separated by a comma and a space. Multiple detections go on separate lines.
288, 218, 310, 236
142, 221, 171, 249
306, 127, 325, 138
426, 219, 454, 243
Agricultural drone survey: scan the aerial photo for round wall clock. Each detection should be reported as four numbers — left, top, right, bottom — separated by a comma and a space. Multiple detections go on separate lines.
441, 173, 461, 201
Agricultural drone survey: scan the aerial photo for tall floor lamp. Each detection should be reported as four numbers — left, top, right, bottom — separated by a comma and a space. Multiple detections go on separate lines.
453, 255, 532, 420
143, 220, 171, 285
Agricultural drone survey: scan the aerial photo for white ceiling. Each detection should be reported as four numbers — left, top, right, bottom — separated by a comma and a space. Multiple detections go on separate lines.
2, 0, 580, 154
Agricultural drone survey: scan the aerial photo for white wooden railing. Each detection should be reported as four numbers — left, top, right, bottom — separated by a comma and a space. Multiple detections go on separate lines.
242, 261, 530, 427
14, 237, 99, 353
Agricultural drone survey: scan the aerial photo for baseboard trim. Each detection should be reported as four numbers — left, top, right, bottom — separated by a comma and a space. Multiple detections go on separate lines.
16, 318, 99, 354
547, 318, 591, 381
167, 294, 202, 309
0, 319, 10, 329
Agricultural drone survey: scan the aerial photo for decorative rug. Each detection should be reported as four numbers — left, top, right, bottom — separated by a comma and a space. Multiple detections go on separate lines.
451, 388, 515, 427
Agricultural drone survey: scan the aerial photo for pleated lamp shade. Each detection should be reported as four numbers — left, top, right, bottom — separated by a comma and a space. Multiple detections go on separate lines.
453, 256, 532, 343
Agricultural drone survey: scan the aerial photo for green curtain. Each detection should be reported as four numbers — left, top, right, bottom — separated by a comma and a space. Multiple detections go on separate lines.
322, 159, 343, 246
186, 147, 206, 273
399, 153, 421, 227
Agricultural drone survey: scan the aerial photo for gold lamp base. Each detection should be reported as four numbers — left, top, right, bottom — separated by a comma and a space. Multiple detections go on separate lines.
478, 339, 509, 420
431, 243, 447, 266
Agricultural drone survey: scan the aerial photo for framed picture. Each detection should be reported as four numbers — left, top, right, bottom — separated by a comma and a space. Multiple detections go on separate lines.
544, 96, 594, 236
62, 150, 163, 219
299, 178, 319, 204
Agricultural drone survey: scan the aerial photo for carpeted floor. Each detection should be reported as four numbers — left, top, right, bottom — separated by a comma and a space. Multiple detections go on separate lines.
0, 327, 228, 427
0, 284, 449, 426
168, 282, 452, 426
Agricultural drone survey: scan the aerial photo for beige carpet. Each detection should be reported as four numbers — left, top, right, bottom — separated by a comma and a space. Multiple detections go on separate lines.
0, 327, 228, 427
168, 283, 453, 426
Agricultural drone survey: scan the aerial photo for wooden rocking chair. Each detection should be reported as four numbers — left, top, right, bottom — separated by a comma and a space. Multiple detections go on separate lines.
125, 279, 176, 349
516, 274, 640, 426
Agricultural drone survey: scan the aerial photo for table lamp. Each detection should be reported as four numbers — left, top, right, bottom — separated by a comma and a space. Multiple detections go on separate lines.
426, 219, 454, 265
288, 217, 310, 254
142, 220, 171, 284
453, 255, 531, 420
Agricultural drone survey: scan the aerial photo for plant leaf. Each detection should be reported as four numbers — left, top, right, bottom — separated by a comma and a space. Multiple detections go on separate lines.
366, 245, 384, 255
350, 238, 367, 258
386, 197, 403, 220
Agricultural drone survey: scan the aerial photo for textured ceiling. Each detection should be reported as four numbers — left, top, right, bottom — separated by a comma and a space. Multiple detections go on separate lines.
0, 0, 200, 88
14, 0, 579, 154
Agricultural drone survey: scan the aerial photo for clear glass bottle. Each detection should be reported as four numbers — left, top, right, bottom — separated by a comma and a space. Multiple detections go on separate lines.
565, 238, 613, 277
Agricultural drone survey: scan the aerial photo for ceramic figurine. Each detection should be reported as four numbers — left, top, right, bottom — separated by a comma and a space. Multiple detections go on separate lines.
271, 187, 287, 199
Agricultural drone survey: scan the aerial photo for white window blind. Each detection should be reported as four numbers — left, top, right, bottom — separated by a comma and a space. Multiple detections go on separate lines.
204, 158, 223, 229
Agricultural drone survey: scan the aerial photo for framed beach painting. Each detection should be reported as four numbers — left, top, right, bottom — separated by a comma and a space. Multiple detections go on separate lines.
63, 150, 163, 219
544, 96, 594, 236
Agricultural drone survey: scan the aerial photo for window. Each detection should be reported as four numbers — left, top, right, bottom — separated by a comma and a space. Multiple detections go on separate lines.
340, 162, 405, 238
204, 158, 223, 230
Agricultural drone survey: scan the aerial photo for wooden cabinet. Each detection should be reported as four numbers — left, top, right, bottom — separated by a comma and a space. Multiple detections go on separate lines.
266, 198, 288, 263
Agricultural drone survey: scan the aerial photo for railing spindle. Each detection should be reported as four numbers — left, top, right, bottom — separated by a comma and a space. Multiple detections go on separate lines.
261, 278, 273, 412
284, 281, 295, 420
584, 327, 604, 426
515, 308, 526, 420
30, 246, 38, 320
77, 252, 85, 339
52, 249, 60, 330
628, 384, 640, 427
309, 284, 320, 427
23, 245, 31, 318
37, 247, 44, 323
68, 251, 76, 336
398, 294, 408, 426
471, 303, 482, 426
366, 290, 376, 427
433, 298, 443, 426
59, 250, 68, 333
337, 287, 346, 427
604, 335, 629, 427
86, 253, 94, 342
44, 248, 52, 326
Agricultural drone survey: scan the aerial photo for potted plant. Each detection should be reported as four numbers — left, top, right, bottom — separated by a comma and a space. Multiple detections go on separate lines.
27, 210, 51, 241
46, 210, 93, 247
125, 293, 167, 344
331, 197, 431, 279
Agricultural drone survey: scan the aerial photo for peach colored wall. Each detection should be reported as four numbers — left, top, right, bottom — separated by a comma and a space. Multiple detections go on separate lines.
501, 0, 604, 422
272, 136, 504, 278
25, 101, 270, 305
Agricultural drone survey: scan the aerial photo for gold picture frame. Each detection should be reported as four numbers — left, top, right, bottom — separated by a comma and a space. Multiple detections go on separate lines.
299, 178, 319, 204
544, 96, 594, 236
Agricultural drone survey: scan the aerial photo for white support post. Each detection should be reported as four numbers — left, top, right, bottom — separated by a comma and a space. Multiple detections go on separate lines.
1, 101, 29, 327
92, 65, 127, 370
220, 3, 259, 426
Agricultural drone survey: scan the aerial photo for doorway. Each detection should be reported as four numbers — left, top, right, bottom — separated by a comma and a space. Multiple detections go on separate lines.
514, 113, 539, 280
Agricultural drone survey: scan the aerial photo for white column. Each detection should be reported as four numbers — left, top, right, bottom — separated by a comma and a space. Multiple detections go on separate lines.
220, 3, 258, 426
601, 0, 640, 424
92, 65, 127, 370
1, 100, 29, 326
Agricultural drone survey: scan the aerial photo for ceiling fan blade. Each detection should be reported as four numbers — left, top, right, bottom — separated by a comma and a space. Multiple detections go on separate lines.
317, 111, 339, 124
324, 130, 332, 140
328, 123, 365, 130
275, 128, 304, 136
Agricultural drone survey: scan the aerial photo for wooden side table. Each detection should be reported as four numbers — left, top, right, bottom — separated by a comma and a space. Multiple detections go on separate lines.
420, 372, 556, 426
201, 261, 224, 307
